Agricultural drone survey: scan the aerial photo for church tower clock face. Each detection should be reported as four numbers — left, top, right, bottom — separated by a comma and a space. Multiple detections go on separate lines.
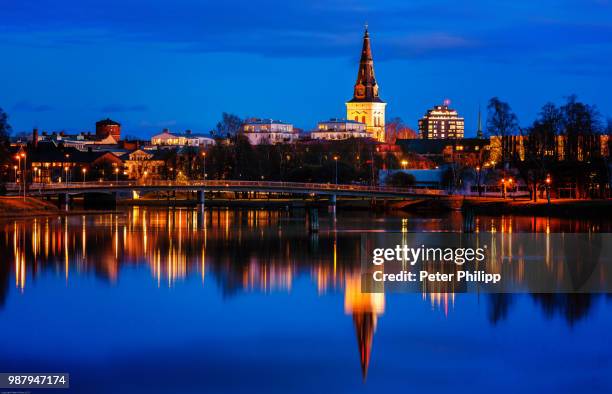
355, 84, 365, 98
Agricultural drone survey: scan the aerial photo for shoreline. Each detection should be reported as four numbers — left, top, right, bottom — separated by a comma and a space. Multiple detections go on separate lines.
0, 197, 125, 219
461, 197, 612, 216
2, 196, 611, 219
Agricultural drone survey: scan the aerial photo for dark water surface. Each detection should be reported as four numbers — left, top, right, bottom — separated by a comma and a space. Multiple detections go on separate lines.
0, 208, 611, 393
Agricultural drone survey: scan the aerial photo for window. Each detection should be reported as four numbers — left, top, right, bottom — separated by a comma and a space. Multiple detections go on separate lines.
362, 116, 366, 124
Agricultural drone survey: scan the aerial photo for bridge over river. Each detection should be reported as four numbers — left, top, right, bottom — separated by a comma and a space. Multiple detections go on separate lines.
6, 180, 446, 201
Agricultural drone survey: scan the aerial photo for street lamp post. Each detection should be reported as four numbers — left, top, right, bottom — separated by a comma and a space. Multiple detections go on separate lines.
64, 154, 70, 185
82, 168, 87, 183
401, 160, 408, 170
507, 177, 514, 199
476, 166, 482, 197
201, 152, 206, 181
14, 155, 21, 197
333, 155, 339, 185
115, 168, 119, 183
501, 178, 506, 199
21, 152, 27, 201
545, 175, 552, 203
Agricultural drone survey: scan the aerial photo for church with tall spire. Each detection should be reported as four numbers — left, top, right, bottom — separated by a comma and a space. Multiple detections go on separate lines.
346, 26, 387, 142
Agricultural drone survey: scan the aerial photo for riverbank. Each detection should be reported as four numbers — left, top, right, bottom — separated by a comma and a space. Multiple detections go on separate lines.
462, 197, 612, 216
3, 195, 610, 218
0, 196, 60, 218
0, 197, 125, 219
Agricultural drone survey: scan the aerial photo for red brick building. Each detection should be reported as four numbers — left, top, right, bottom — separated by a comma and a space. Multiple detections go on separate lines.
96, 118, 121, 141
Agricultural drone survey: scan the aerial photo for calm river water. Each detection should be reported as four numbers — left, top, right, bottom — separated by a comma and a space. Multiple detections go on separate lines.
0, 208, 611, 393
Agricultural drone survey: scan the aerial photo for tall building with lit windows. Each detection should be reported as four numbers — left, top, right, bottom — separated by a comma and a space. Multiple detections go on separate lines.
346, 26, 386, 142
418, 102, 465, 139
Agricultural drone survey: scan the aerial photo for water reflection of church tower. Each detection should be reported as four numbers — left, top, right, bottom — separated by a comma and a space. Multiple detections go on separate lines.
344, 272, 385, 380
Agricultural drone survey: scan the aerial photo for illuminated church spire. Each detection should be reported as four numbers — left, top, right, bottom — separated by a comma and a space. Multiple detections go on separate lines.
352, 25, 382, 102
346, 25, 387, 142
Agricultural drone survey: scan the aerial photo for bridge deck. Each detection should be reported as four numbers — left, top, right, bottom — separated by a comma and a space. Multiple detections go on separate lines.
6, 180, 445, 198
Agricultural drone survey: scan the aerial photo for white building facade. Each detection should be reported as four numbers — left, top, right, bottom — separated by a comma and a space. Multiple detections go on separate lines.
310, 119, 371, 140
151, 129, 215, 147
241, 119, 298, 145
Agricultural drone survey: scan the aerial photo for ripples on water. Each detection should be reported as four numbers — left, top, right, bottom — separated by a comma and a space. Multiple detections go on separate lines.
0, 208, 611, 393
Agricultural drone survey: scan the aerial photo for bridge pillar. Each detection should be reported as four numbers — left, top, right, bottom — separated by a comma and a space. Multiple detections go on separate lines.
462, 207, 476, 233
308, 208, 319, 233
328, 194, 336, 219
329, 194, 337, 206
58, 193, 70, 210
197, 190, 205, 206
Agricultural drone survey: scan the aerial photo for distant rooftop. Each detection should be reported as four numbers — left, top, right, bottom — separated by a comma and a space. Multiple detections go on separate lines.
244, 118, 291, 125
96, 118, 120, 126
155, 129, 213, 138
320, 118, 365, 124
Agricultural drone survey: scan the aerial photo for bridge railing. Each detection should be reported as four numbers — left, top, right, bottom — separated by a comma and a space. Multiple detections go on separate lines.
4, 180, 446, 195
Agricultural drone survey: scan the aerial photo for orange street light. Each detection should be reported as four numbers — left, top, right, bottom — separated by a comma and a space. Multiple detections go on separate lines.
333, 156, 339, 184
201, 151, 207, 180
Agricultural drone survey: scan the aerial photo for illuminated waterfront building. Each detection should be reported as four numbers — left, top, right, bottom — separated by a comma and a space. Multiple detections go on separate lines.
346, 26, 386, 143
241, 118, 298, 145
310, 118, 370, 140
418, 102, 465, 139
151, 129, 215, 147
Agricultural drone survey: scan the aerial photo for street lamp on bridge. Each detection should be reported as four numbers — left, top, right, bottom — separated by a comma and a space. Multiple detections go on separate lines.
333, 155, 339, 185
201, 151, 207, 181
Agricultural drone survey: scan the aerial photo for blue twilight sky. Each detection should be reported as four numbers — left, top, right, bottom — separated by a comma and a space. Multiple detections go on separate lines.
1, 0, 611, 138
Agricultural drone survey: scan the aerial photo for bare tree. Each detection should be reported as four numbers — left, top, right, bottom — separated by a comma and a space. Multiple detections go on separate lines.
486, 97, 518, 165
213, 113, 243, 138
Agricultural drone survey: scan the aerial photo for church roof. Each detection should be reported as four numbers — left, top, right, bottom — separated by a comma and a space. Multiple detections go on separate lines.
348, 27, 384, 104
